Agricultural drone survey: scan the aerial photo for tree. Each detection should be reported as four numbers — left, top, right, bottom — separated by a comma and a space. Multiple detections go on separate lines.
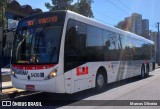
45, 0, 94, 18
0, 0, 10, 27
76, 0, 94, 18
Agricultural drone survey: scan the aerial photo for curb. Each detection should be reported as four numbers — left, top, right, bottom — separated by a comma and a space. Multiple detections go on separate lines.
0, 89, 40, 100
2, 85, 13, 90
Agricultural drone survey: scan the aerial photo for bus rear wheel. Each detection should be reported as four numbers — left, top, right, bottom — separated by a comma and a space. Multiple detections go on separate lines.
145, 65, 149, 77
141, 65, 145, 79
95, 71, 106, 92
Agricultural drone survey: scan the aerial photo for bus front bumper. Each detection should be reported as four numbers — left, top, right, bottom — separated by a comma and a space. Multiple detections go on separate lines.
11, 76, 56, 93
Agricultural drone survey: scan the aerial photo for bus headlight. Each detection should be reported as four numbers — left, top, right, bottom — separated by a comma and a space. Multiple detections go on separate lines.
11, 70, 17, 78
11, 70, 14, 75
45, 68, 57, 80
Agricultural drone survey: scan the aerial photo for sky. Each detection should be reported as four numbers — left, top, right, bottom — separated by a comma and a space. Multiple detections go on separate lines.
16, 0, 160, 31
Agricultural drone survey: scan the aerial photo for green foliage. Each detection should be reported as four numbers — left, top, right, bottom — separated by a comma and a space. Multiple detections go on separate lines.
0, 0, 10, 27
45, 0, 94, 18
76, 0, 94, 18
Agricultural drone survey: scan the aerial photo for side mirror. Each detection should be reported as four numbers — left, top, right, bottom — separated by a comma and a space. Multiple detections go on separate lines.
22, 29, 28, 38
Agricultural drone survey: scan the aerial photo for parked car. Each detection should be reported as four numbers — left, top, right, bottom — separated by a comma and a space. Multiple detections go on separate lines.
1, 64, 11, 75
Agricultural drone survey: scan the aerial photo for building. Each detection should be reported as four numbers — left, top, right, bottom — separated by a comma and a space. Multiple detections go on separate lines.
0, 0, 42, 57
142, 19, 149, 39
131, 13, 142, 35
117, 13, 149, 37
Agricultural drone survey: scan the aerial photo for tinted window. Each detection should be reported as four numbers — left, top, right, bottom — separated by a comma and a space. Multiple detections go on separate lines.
12, 26, 62, 64
103, 30, 121, 61
64, 19, 87, 71
87, 25, 103, 61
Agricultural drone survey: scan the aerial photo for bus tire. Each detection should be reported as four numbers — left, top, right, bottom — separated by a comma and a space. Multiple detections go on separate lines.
95, 69, 106, 92
152, 62, 155, 70
146, 65, 149, 77
141, 64, 145, 79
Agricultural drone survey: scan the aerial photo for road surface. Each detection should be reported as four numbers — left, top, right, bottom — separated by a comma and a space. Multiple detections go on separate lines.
2, 68, 160, 109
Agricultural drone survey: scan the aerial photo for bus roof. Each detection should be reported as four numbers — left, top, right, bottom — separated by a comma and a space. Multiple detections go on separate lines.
20, 10, 154, 44
66, 10, 154, 44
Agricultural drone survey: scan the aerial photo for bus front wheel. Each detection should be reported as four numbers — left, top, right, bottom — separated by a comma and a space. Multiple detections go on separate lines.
145, 65, 149, 77
141, 65, 145, 79
95, 71, 106, 92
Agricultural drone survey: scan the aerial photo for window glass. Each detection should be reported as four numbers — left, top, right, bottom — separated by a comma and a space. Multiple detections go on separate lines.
65, 19, 87, 62
103, 30, 121, 61
12, 26, 62, 64
87, 25, 103, 61
64, 19, 88, 72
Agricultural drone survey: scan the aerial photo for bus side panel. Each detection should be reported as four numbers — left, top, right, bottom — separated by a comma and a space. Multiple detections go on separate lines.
64, 71, 71, 93
55, 74, 66, 93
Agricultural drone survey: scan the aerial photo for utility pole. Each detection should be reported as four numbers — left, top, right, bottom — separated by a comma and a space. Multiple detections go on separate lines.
157, 22, 160, 65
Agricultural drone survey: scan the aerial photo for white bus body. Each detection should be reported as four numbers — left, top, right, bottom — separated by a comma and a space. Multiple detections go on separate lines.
11, 10, 155, 94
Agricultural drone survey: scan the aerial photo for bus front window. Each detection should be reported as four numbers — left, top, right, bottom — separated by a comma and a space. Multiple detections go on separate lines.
12, 26, 62, 64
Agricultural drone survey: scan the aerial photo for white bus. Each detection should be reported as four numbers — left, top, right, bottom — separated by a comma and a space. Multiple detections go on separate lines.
11, 10, 155, 94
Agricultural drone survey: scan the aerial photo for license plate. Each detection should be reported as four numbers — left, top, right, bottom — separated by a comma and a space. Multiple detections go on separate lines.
26, 85, 35, 91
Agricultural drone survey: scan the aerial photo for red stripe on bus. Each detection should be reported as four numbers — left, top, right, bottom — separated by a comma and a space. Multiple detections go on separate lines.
12, 64, 56, 70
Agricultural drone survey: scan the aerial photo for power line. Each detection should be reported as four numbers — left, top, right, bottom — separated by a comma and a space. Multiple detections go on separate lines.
106, 0, 130, 15
117, 0, 133, 13
93, 9, 119, 22
150, 24, 156, 29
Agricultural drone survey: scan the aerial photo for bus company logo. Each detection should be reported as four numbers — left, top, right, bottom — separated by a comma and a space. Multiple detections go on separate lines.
27, 75, 30, 80
23, 71, 28, 75
2, 101, 11, 106
15, 70, 28, 75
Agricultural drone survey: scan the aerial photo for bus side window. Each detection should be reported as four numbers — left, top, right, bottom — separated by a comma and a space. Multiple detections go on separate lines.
103, 30, 121, 61
87, 25, 104, 61
64, 19, 87, 72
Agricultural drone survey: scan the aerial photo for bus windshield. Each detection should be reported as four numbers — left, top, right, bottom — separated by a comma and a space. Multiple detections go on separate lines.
12, 26, 62, 64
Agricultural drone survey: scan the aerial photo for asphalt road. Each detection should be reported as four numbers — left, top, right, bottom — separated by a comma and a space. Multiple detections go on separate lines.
3, 68, 160, 109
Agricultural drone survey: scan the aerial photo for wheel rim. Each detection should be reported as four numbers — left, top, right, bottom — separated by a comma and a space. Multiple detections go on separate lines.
97, 74, 104, 88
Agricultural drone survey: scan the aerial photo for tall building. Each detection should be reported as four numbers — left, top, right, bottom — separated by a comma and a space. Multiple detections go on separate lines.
131, 13, 142, 35
117, 13, 149, 37
142, 19, 149, 38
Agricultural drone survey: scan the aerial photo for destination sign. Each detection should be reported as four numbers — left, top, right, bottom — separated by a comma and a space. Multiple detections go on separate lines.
27, 16, 58, 26
17, 12, 66, 29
